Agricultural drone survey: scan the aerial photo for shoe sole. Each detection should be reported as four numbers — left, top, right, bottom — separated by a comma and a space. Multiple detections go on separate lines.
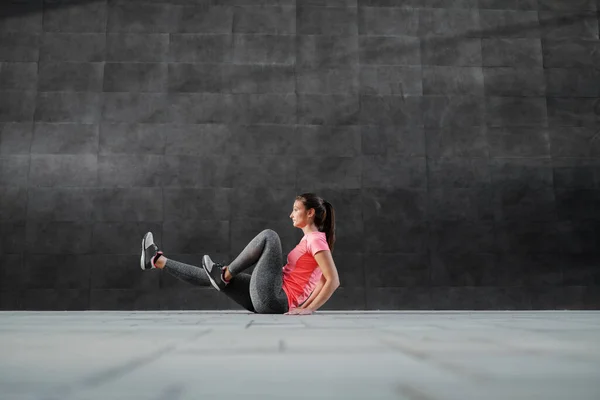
202, 255, 221, 292
140, 232, 153, 270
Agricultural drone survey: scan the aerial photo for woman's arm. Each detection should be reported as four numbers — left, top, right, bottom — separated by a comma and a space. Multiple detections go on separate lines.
298, 275, 326, 309
303, 250, 340, 312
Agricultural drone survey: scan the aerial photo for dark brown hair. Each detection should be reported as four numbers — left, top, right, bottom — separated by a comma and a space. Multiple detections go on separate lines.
296, 193, 336, 252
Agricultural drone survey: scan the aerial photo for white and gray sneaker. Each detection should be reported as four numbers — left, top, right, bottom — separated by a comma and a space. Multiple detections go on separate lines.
140, 232, 163, 270
202, 255, 228, 291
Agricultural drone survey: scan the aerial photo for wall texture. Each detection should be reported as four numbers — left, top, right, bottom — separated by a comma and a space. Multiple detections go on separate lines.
0, 0, 599, 310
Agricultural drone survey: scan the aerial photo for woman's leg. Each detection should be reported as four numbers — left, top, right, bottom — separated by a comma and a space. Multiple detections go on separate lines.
225, 229, 288, 314
155, 257, 255, 312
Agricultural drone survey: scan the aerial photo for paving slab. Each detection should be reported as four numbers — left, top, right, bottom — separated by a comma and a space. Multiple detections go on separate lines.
0, 311, 599, 400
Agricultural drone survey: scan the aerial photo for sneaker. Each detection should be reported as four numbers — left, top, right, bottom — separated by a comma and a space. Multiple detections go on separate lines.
140, 232, 162, 270
202, 255, 228, 291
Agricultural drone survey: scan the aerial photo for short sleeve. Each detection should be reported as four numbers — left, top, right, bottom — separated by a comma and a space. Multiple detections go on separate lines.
307, 233, 330, 256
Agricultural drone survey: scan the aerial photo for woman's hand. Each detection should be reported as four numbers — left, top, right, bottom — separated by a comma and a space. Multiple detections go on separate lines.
284, 308, 314, 315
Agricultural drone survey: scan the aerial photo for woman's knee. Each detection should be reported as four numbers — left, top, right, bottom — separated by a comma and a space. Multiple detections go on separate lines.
260, 229, 279, 242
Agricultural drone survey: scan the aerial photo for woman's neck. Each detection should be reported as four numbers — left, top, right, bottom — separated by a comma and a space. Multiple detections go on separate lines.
301, 224, 319, 236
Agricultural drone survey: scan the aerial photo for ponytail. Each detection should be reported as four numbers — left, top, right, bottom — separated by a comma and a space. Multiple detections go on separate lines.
322, 200, 336, 252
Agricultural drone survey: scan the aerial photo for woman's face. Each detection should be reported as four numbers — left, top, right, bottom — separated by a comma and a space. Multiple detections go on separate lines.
290, 200, 313, 228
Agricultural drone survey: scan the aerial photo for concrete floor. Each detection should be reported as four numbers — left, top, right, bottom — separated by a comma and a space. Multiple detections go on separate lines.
0, 311, 599, 400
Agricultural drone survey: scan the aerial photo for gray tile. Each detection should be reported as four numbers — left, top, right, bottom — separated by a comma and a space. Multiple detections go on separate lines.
164, 124, 231, 156
170, 34, 232, 63
364, 218, 428, 253
430, 253, 496, 286
163, 155, 232, 188
539, 11, 599, 39
23, 254, 92, 289
27, 188, 96, 222
360, 95, 422, 126
298, 94, 359, 125
362, 156, 426, 188
306, 0, 356, 5
298, 35, 358, 68
430, 286, 531, 309
231, 94, 296, 124
172, 4, 233, 33
428, 220, 496, 252
483, 67, 546, 96
99, 123, 166, 155
557, 220, 600, 254
0, 222, 25, 254
320, 288, 366, 310
164, 188, 231, 221
93, 188, 164, 222
25, 221, 93, 254
90, 289, 159, 311
163, 220, 230, 253
169, 93, 231, 124
232, 34, 295, 64
542, 39, 600, 68
362, 126, 426, 157
359, 66, 422, 95
555, 189, 600, 220
563, 254, 600, 285
496, 220, 561, 253
234, 5, 295, 34
362, 188, 427, 222
544, 67, 600, 97
487, 127, 550, 157
0, 122, 33, 154
358, 7, 419, 36
90, 255, 159, 290
0, 187, 27, 221
0, 155, 29, 186
168, 63, 227, 93
478, 0, 538, 10
359, 36, 420, 65
104, 63, 168, 92
43, 0, 108, 32
479, 10, 540, 37
92, 222, 163, 254
422, 96, 485, 128
490, 158, 554, 190
107, 2, 175, 33
537, 0, 597, 11
0, 1, 42, 33
547, 97, 600, 127
20, 289, 89, 310
227, 124, 295, 156
102, 93, 170, 123
366, 287, 432, 309
156, 288, 223, 311
40, 33, 105, 62
492, 187, 558, 221
334, 252, 364, 288
98, 155, 164, 187
421, 37, 482, 66
107, 33, 169, 62
425, 126, 488, 158
0, 91, 36, 122
485, 97, 548, 127
0, 33, 39, 62
297, 67, 359, 94
297, 157, 362, 189
296, 125, 361, 157
35, 92, 102, 123
482, 38, 543, 66
298, 6, 357, 35
329, 217, 364, 253
549, 126, 600, 157
0, 62, 37, 90
29, 155, 98, 187
423, 66, 484, 95
38, 62, 104, 92
553, 158, 599, 189
229, 65, 295, 94
32, 123, 98, 154
427, 188, 494, 220
419, 8, 480, 37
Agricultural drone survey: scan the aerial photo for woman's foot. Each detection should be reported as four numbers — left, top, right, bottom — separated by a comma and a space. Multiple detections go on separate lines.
202, 255, 228, 291
140, 232, 163, 270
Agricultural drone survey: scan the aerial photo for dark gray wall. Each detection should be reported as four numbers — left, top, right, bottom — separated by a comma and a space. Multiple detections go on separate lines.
0, 0, 599, 311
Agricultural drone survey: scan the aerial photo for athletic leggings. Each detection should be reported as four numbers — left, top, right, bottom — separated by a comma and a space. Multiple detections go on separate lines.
163, 229, 289, 314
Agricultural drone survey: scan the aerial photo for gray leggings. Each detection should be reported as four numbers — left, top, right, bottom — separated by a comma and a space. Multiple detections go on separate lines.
163, 229, 289, 314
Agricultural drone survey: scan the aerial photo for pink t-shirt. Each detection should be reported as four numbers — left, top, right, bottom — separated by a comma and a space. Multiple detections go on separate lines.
281, 231, 330, 310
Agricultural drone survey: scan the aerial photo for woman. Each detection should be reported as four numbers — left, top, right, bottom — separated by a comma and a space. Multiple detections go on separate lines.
140, 193, 340, 315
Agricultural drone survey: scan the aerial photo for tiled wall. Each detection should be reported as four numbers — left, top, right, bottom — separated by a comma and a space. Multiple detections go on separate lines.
0, 0, 599, 310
